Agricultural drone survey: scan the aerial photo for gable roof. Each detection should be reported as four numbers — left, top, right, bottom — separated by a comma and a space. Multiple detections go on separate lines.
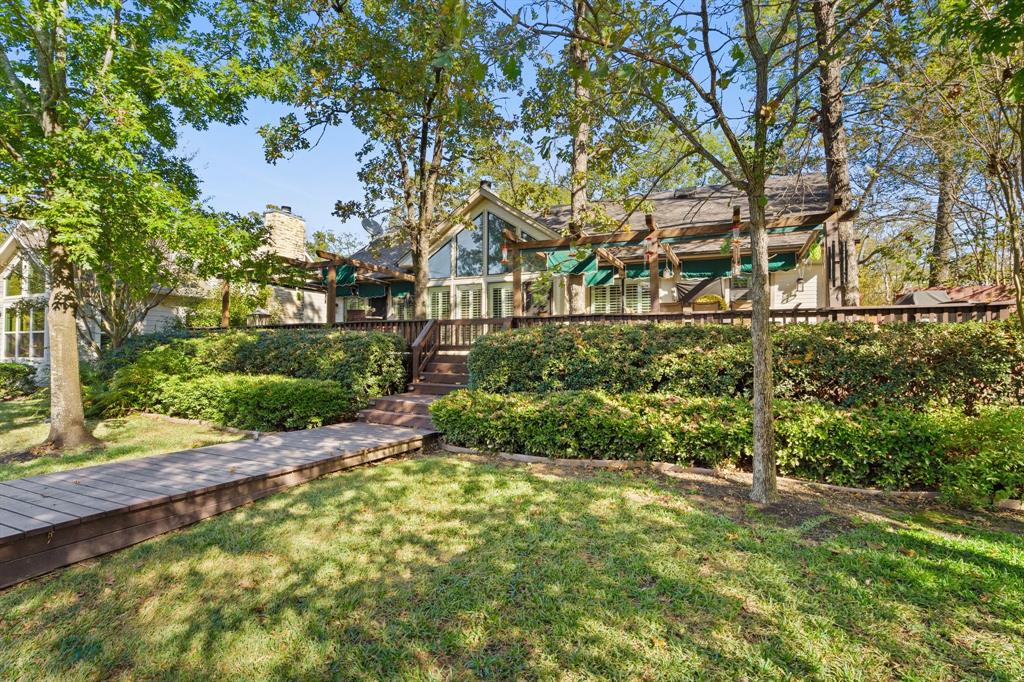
531, 174, 833, 234
0, 222, 47, 273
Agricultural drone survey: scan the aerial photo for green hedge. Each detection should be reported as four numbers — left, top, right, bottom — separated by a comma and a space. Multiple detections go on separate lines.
157, 373, 357, 431
0, 362, 36, 400
100, 328, 408, 397
468, 322, 1024, 411
430, 390, 1024, 508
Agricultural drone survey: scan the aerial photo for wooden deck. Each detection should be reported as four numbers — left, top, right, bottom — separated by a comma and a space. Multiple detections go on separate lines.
0, 422, 435, 590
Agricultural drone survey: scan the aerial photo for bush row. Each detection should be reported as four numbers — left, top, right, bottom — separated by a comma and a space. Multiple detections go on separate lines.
468, 322, 1024, 411
0, 362, 36, 400
102, 328, 407, 395
158, 373, 357, 431
430, 390, 1024, 508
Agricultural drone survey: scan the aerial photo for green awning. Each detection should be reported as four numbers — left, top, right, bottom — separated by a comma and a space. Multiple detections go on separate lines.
390, 281, 414, 296
356, 283, 387, 298
681, 253, 797, 278
624, 260, 674, 279
321, 264, 357, 289
541, 249, 597, 275
584, 268, 616, 287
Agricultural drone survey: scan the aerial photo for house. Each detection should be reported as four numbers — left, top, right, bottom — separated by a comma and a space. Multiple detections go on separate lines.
0, 206, 337, 378
896, 285, 1018, 308
340, 174, 838, 320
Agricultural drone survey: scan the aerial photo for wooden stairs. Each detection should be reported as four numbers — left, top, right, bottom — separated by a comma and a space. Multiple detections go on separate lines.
357, 352, 468, 431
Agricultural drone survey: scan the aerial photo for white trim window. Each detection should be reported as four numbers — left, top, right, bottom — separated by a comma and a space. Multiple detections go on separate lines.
591, 284, 623, 314
393, 295, 415, 320
3, 306, 45, 359
428, 287, 451, 319
489, 283, 513, 318
457, 285, 482, 319
624, 280, 652, 314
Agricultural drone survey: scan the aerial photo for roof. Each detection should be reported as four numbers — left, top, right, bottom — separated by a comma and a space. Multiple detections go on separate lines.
531, 174, 833, 234
349, 240, 410, 271
898, 285, 1017, 306
606, 229, 816, 262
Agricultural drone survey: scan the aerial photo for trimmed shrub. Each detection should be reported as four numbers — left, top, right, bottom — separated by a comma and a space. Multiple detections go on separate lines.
100, 328, 408, 400
158, 373, 357, 431
469, 321, 1024, 411
431, 390, 1024, 500
0, 361, 35, 400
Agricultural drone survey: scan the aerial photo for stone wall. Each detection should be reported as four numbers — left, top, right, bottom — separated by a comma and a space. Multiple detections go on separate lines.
264, 207, 307, 261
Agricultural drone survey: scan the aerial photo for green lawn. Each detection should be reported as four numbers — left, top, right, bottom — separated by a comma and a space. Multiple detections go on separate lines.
1, 455, 1021, 680
0, 396, 243, 481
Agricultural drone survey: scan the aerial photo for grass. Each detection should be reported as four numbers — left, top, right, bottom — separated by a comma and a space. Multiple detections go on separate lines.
1, 455, 1021, 680
0, 396, 243, 481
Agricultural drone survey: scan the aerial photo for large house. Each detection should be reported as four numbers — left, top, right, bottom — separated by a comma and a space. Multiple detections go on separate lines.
0, 206, 337, 377
341, 174, 838, 320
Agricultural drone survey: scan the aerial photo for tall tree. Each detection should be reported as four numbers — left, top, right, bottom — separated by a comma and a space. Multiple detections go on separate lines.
263, 0, 521, 318
512, 0, 877, 501
0, 0, 298, 449
565, 0, 591, 313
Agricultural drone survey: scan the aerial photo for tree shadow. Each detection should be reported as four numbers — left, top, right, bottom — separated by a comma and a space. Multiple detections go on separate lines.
1, 455, 1021, 680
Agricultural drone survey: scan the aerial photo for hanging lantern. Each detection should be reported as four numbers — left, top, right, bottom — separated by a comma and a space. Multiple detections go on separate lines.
501, 242, 509, 266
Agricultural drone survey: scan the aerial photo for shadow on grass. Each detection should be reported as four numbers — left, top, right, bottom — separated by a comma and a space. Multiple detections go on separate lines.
2, 456, 1022, 680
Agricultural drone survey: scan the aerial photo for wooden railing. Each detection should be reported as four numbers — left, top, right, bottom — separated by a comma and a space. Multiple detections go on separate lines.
410, 319, 438, 383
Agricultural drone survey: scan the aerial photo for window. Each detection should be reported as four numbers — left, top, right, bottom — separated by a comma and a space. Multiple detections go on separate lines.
487, 212, 514, 275
490, 284, 513, 318
393, 296, 415, 320
521, 230, 547, 272
3, 306, 45, 359
428, 240, 452, 279
624, 281, 652, 314
4, 261, 23, 297
455, 216, 484, 277
27, 263, 44, 295
428, 287, 451, 319
591, 284, 623, 314
457, 286, 482, 319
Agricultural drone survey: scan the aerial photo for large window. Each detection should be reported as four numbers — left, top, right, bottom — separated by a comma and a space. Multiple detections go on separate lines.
3, 306, 45, 359
624, 281, 652, 314
487, 213, 513, 275
489, 284, 513, 318
591, 284, 623, 314
429, 240, 452, 279
4, 260, 23, 297
27, 263, 44, 294
455, 215, 484, 277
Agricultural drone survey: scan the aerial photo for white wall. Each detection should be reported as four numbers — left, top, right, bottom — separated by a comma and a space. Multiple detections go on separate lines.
770, 262, 824, 309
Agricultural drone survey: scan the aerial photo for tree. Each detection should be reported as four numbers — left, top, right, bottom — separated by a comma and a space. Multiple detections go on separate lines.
263, 0, 522, 318
464, 135, 568, 211
510, 0, 878, 501
0, 0, 298, 449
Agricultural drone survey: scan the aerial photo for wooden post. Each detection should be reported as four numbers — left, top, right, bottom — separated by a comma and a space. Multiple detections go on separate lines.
219, 280, 230, 328
326, 263, 337, 327
512, 242, 523, 316
645, 214, 660, 313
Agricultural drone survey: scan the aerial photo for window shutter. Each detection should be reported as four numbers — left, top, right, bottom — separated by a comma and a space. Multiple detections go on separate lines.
429, 288, 451, 319
591, 284, 623, 314
491, 286, 512, 318
625, 281, 651, 314
459, 287, 482, 319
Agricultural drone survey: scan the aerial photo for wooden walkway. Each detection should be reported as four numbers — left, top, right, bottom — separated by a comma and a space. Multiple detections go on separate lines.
0, 422, 435, 589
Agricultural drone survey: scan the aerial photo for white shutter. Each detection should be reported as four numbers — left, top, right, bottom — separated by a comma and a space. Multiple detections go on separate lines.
591, 284, 623, 314
490, 285, 512, 318
625, 281, 651, 314
429, 288, 451, 319
458, 286, 482, 319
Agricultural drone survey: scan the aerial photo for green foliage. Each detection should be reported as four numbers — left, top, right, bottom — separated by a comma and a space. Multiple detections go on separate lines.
431, 390, 1024, 504
469, 322, 1024, 411
184, 284, 277, 328
96, 328, 408, 418
159, 374, 357, 431
0, 362, 36, 400
940, 407, 1024, 508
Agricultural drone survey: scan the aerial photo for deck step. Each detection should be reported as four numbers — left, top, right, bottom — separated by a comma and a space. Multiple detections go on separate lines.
407, 382, 462, 396
369, 397, 433, 415
357, 410, 435, 430
421, 371, 469, 385
425, 361, 468, 373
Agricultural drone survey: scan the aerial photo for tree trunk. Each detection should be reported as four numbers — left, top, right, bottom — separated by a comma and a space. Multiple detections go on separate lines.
747, 189, 777, 503
45, 236, 100, 450
219, 280, 231, 327
929, 156, 959, 287
413, 230, 429, 318
566, 0, 589, 314
813, 0, 859, 306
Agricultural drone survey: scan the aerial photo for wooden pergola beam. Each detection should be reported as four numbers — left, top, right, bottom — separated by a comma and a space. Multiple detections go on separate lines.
314, 250, 415, 282
595, 247, 625, 272
516, 210, 840, 251
661, 242, 680, 269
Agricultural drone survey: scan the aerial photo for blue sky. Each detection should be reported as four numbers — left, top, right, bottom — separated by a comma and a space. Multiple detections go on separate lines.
177, 99, 371, 248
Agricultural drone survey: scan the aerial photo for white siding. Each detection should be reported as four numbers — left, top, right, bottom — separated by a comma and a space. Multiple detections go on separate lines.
771, 264, 824, 309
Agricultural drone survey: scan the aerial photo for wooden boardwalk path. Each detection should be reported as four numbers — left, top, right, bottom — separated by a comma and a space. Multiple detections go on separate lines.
0, 422, 435, 589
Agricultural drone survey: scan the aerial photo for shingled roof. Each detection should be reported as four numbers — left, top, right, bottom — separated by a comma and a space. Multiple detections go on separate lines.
531, 174, 833, 234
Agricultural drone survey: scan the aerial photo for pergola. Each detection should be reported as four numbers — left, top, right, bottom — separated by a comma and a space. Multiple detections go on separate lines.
281, 250, 414, 325
505, 200, 846, 315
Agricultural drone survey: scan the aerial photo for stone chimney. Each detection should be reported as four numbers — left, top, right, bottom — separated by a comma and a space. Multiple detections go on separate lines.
263, 205, 307, 261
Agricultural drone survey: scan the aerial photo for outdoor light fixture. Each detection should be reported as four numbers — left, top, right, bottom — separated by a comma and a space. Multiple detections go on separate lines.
796, 276, 806, 292
501, 242, 509, 265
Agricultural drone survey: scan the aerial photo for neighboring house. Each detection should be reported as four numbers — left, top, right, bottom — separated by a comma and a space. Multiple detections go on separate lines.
345, 174, 835, 321
897, 285, 1018, 308
0, 205, 337, 378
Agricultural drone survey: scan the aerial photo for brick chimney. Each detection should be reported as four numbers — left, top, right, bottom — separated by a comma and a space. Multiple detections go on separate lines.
264, 205, 307, 261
